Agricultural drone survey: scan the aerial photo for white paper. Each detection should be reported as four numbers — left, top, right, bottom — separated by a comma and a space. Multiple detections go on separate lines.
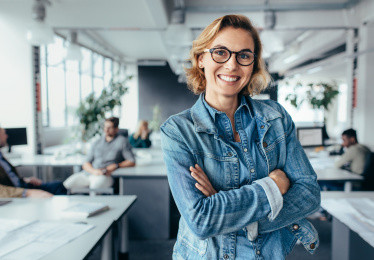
0, 218, 36, 233
0, 221, 94, 259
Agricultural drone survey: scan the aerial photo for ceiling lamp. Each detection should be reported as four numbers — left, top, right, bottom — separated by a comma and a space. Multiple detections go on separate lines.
165, 24, 193, 47
65, 31, 83, 61
26, 0, 54, 46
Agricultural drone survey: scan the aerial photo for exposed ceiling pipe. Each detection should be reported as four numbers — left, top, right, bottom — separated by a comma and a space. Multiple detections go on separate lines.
186, 0, 361, 13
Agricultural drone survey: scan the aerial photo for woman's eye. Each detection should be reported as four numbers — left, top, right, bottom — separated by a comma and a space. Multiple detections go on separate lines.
239, 53, 250, 59
215, 50, 226, 56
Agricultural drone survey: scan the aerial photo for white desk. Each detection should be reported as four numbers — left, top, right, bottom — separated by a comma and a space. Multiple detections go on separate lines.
112, 147, 170, 239
0, 195, 136, 260
307, 150, 363, 192
321, 192, 374, 260
9, 154, 85, 182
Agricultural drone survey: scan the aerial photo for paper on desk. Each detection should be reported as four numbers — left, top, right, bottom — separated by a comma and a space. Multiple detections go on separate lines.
322, 198, 374, 247
0, 218, 36, 233
0, 221, 94, 260
309, 157, 335, 170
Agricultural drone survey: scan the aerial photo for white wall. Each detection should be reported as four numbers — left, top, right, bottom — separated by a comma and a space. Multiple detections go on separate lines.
0, 11, 34, 153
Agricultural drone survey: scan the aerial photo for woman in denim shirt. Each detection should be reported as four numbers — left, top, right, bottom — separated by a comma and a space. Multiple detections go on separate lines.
161, 15, 320, 259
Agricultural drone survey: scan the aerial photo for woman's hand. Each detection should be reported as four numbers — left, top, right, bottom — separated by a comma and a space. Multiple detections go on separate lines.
269, 169, 290, 195
190, 164, 217, 197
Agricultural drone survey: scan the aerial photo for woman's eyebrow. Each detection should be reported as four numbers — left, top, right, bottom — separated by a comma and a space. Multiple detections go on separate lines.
211, 45, 254, 52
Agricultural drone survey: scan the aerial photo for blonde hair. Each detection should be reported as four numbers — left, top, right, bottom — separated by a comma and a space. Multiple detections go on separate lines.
185, 14, 271, 96
134, 120, 148, 139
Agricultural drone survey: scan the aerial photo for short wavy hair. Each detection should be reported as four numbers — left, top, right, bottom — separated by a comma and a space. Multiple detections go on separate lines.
185, 14, 271, 96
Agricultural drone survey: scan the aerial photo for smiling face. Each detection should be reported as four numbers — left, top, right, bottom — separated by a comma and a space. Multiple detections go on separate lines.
198, 27, 255, 100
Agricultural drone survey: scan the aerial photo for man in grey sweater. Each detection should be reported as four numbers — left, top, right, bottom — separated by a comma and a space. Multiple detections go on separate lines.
335, 128, 371, 174
64, 117, 135, 190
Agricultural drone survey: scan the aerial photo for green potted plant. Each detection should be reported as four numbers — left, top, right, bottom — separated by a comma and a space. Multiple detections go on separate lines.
77, 75, 132, 142
285, 81, 339, 120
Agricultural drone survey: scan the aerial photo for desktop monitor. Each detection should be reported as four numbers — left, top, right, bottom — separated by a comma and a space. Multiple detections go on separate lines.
4, 127, 27, 153
297, 127, 324, 147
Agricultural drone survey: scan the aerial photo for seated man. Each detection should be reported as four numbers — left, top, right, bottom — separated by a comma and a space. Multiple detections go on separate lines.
335, 128, 371, 174
0, 127, 66, 196
64, 117, 135, 191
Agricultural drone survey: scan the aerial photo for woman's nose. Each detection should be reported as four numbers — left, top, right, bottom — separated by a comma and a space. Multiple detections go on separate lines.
224, 54, 238, 70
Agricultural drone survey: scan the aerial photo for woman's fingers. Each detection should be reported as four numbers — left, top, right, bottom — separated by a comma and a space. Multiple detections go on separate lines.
195, 183, 210, 197
190, 165, 217, 196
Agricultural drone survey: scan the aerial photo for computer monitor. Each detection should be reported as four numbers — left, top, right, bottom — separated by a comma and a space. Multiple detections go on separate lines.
4, 128, 27, 153
297, 127, 324, 147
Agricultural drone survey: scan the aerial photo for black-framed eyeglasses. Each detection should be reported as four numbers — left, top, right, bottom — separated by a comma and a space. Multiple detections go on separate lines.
204, 47, 256, 66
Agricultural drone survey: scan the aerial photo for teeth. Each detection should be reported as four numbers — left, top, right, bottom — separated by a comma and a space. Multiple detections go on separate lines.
219, 75, 239, 82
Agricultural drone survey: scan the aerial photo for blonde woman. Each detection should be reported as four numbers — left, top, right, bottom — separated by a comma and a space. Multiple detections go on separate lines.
161, 15, 320, 259
129, 120, 152, 148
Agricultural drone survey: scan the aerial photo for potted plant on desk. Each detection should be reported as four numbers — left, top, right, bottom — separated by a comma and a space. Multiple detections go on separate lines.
76, 75, 132, 151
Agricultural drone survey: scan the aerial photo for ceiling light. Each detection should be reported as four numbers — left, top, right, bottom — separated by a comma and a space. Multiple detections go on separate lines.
65, 31, 83, 61
165, 24, 193, 47
26, 0, 54, 46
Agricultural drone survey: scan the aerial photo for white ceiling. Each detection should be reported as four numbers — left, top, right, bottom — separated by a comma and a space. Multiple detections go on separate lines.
0, 0, 371, 81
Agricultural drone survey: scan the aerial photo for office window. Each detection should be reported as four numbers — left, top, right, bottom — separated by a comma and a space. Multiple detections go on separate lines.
40, 36, 114, 128
278, 81, 324, 123
66, 60, 80, 126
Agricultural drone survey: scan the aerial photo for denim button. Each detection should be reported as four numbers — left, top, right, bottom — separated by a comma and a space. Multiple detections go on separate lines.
293, 224, 299, 230
243, 148, 248, 152
263, 141, 268, 148
310, 243, 315, 249
260, 125, 265, 129
256, 250, 261, 255
223, 254, 229, 259
250, 169, 255, 173
227, 152, 233, 157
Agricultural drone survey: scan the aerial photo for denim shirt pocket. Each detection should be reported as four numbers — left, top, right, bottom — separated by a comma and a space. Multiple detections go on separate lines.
193, 150, 238, 190
174, 219, 208, 259
287, 218, 319, 254
256, 134, 285, 172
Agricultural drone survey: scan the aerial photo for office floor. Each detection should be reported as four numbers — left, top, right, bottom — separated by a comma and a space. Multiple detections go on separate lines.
88, 218, 331, 259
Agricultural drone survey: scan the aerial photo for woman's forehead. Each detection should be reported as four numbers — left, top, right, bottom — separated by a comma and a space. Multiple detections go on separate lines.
209, 27, 254, 49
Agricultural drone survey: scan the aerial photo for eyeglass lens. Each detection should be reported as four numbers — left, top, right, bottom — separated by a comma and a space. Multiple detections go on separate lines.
211, 48, 254, 66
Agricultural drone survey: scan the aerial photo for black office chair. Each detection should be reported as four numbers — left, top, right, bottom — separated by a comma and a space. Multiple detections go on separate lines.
361, 152, 374, 191
118, 128, 129, 138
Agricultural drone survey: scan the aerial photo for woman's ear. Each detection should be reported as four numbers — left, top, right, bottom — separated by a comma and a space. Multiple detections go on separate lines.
198, 55, 204, 69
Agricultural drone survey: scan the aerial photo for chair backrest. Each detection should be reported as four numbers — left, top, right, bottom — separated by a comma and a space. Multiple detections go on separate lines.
362, 152, 374, 191
118, 129, 128, 138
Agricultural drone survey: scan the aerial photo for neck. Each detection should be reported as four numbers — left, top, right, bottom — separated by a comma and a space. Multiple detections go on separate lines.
205, 92, 239, 119
105, 135, 114, 142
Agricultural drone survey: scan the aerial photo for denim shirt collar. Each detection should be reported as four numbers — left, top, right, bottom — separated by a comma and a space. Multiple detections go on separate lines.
202, 94, 252, 122
191, 94, 282, 134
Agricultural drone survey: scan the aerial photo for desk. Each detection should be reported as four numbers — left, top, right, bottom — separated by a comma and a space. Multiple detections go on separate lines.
9, 154, 85, 181
112, 147, 170, 239
321, 192, 374, 260
307, 151, 363, 192
0, 195, 136, 260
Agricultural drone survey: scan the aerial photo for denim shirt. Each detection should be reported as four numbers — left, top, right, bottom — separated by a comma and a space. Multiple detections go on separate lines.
161, 94, 321, 259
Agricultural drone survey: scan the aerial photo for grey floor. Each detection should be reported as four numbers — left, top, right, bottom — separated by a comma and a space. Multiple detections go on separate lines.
125, 218, 331, 260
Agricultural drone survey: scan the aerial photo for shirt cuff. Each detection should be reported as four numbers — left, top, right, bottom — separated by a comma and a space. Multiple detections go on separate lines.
22, 189, 27, 198
254, 177, 283, 221
246, 222, 258, 241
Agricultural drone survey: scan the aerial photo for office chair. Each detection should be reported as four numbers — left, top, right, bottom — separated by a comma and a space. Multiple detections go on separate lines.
361, 152, 374, 191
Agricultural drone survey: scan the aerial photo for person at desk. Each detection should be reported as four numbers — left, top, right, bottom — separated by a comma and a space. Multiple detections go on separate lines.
335, 128, 371, 175
129, 120, 152, 148
161, 15, 320, 259
63, 117, 136, 190
0, 127, 66, 197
